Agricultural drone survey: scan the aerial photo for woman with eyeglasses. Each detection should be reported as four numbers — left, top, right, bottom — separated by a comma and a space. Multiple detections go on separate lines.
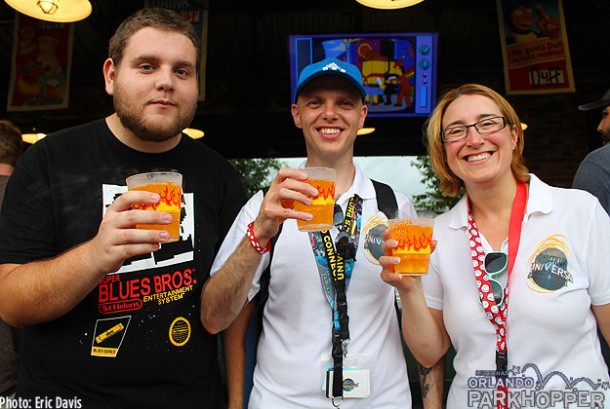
380, 83, 610, 409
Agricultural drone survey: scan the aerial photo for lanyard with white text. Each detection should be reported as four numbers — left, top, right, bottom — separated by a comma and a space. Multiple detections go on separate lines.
310, 194, 362, 403
468, 181, 526, 409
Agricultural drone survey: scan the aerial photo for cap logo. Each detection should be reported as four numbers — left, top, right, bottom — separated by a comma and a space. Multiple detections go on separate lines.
294, 57, 365, 103
322, 62, 346, 74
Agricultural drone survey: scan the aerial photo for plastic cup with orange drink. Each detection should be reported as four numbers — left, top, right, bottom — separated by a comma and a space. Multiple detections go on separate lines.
387, 218, 434, 275
293, 167, 336, 232
125, 171, 183, 242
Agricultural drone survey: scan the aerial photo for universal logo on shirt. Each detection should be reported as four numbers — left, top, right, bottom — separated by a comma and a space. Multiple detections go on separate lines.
363, 214, 390, 264
527, 235, 573, 292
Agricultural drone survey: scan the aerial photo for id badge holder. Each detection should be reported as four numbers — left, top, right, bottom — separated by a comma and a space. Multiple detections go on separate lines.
322, 355, 371, 399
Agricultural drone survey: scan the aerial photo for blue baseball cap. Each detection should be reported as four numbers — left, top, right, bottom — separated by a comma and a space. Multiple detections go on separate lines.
294, 58, 366, 103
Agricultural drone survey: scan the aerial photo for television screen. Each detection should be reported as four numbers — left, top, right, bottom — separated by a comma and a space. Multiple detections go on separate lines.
289, 32, 438, 118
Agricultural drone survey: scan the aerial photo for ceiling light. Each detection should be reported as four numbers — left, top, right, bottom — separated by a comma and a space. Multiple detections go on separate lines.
354, 0, 424, 10
5, 0, 92, 23
183, 128, 204, 139
38, 0, 58, 14
357, 127, 376, 136
22, 132, 47, 144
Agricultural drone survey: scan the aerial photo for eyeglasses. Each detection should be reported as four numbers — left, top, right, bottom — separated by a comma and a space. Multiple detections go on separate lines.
442, 116, 508, 143
483, 251, 507, 307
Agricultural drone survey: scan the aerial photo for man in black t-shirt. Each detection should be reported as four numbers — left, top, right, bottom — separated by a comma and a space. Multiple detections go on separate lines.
0, 9, 247, 409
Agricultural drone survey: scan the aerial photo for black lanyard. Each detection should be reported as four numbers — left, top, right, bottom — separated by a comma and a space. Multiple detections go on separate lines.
311, 195, 362, 403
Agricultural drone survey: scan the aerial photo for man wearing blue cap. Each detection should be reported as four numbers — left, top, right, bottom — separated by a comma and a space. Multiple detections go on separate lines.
573, 87, 610, 216
200, 58, 420, 408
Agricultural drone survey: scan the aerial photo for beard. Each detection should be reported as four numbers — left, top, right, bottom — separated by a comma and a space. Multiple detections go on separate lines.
113, 87, 196, 143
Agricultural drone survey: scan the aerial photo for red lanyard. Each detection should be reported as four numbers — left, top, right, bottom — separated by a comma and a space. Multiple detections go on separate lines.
467, 181, 526, 409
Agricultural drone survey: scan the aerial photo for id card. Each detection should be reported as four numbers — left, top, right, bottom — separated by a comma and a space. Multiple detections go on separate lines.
324, 368, 371, 399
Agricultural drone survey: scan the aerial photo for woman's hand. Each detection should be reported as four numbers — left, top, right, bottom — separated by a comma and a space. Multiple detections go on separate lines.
379, 228, 436, 293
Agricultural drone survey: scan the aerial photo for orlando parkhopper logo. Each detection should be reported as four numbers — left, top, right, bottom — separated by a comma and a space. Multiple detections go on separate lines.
467, 363, 608, 408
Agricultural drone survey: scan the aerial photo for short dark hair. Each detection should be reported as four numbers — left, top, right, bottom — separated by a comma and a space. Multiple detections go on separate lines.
108, 8, 200, 68
0, 120, 23, 167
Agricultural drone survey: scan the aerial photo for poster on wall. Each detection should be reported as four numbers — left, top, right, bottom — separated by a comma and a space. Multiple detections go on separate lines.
7, 15, 73, 111
496, 0, 575, 94
145, 0, 208, 101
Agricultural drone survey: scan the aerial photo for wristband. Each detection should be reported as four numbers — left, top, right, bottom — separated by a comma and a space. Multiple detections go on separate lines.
246, 221, 271, 254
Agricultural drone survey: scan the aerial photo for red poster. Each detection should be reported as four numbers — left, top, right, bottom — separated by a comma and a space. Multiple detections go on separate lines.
7, 14, 73, 111
496, 0, 575, 94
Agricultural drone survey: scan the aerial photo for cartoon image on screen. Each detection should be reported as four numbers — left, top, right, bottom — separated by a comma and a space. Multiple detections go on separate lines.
289, 33, 438, 118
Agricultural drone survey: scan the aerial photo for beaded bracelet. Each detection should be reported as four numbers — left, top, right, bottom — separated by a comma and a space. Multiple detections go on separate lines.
246, 221, 271, 254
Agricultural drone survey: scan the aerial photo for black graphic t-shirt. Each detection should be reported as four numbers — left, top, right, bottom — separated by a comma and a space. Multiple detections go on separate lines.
0, 119, 248, 408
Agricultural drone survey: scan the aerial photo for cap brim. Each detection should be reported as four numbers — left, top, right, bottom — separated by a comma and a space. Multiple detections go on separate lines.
578, 99, 610, 111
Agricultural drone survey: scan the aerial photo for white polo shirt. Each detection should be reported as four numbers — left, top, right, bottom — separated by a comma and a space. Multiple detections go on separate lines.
424, 174, 610, 409
212, 164, 417, 408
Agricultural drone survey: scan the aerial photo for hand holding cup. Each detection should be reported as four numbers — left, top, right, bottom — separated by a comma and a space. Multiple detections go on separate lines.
387, 218, 434, 275
125, 171, 183, 242
292, 167, 336, 232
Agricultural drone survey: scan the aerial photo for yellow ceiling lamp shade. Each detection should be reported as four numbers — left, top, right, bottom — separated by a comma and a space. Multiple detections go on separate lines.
5, 0, 92, 23
183, 128, 204, 139
355, 0, 424, 10
357, 127, 376, 136
22, 132, 47, 144
38, 0, 58, 14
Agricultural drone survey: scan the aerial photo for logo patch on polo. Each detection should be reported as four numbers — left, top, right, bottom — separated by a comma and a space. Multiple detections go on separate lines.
527, 234, 573, 292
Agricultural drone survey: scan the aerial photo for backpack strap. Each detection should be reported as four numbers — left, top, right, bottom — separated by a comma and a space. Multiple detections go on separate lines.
370, 179, 411, 345
371, 179, 398, 219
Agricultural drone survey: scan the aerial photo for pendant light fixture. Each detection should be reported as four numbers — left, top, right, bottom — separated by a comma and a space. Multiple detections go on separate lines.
5, 0, 92, 23
21, 131, 47, 144
183, 128, 205, 139
357, 127, 376, 136
354, 0, 424, 10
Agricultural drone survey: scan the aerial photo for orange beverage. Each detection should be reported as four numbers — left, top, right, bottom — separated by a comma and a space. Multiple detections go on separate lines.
293, 167, 336, 232
388, 218, 434, 275
126, 172, 182, 242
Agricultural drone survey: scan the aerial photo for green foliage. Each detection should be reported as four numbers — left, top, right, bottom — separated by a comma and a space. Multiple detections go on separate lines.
410, 155, 461, 215
231, 156, 462, 215
230, 158, 285, 197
